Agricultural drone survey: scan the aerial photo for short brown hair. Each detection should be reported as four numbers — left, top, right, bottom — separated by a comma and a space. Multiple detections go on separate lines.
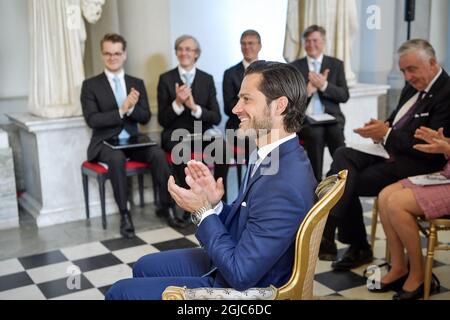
101, 33, 127, 52
240, 29, 261, 44
302, 25, 326, 40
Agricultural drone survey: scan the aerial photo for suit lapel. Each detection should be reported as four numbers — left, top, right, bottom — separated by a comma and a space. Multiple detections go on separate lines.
223, 138, 300, 228
99, 73, 119, 109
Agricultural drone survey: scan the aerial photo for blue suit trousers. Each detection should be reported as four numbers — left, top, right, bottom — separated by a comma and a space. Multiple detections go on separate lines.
105, 248, 214, 300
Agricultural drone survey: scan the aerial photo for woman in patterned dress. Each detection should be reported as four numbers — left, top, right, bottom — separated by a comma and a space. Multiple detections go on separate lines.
370, 126, 450, 300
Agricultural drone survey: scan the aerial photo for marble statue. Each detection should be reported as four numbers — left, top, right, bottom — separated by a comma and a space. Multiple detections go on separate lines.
28, 0, 104, 118
284, 0, 358, 85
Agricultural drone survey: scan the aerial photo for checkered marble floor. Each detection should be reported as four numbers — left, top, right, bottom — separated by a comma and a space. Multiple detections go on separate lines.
1, 197, 449, 300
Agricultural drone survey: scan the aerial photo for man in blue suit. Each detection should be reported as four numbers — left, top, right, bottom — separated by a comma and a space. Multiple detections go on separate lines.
105, 61, 317, 300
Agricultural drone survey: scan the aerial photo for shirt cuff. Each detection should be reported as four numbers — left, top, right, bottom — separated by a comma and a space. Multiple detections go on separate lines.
199, 201, 223, 225
191, 105, 203, 119
320, 81, 328, 92
172, 100, 185, 115
126, 106, 135, 116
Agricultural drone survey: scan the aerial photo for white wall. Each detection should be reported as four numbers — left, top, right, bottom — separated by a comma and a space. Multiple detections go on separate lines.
169, 0, 288, 79
0, 0, 29, 124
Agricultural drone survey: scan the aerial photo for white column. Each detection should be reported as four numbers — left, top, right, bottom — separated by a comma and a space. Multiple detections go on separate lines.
429, 0, 449, 64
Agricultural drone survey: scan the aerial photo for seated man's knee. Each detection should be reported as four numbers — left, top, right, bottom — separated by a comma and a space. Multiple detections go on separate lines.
109, 151, 127, 167
105, 279, 131, 300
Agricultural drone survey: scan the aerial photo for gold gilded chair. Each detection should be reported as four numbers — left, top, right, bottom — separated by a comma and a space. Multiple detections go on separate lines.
420, 216, 450, 299
162, 170, 348, 300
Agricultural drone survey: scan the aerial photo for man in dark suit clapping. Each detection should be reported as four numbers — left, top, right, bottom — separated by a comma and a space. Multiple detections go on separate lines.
157, 35, 229, 215
322, 39, 450, 271
81, 34, 185, 238
291, 25, 349, 182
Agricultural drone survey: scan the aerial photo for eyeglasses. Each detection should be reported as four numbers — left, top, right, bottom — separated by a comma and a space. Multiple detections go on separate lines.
102, 52, 124, 58
176, 47, 196, 53
241, 41, 259, 47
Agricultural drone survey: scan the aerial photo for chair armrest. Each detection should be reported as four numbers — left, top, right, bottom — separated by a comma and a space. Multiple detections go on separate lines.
162, 285, 277, 300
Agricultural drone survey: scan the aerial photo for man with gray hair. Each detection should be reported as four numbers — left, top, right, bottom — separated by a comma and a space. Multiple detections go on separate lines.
320, 39, 450, 271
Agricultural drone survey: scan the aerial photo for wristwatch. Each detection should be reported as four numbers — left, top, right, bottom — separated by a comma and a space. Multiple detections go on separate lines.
191, 203, 213, 226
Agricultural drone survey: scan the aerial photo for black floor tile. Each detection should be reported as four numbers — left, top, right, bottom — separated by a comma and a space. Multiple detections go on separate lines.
72, 253, 123, 272
0, 272, 34, 292
101, 237, 146, 251
174, 223, 197, 236
37, 274, 93, 299
18, 250, 67, 269
98, 285, 112, 296
152, 238, 198, 251
315, 270, 367, 292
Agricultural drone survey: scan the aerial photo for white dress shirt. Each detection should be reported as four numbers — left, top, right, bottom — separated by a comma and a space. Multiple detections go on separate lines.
198, 133, 298, 225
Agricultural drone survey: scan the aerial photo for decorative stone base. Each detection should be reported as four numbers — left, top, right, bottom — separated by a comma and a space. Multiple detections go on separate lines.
0, 129, 19, 229
6, 113, 156, 228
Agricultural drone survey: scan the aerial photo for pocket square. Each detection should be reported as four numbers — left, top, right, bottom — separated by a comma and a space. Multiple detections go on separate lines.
414, 112, 429, 118
241, 202, 247, 207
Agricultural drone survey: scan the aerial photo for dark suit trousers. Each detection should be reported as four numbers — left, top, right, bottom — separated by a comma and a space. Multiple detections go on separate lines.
324, 147, 401, 247
96, 144, 173, 213
300, 123, 345, 181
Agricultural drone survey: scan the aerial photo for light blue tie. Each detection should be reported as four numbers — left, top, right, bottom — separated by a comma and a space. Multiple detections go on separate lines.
241, 151, 258, 191
113, 76, 130, 140
183, 73, 193, 87
312, 60, 324, 115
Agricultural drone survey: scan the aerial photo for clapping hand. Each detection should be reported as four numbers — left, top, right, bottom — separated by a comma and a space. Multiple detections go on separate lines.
122, 87, 139, 113
353, 119, 390, 143
167, 175, 208, 213
413, 127, 450, 155
185, 160, 224, 207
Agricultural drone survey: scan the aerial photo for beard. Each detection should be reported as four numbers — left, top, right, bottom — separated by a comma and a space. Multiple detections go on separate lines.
236, 108, 273, 140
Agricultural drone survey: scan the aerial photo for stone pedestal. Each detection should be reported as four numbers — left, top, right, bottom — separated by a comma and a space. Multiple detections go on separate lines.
6, 113, 156, 227
0, 129, 19, 229
322, 83, 390, 175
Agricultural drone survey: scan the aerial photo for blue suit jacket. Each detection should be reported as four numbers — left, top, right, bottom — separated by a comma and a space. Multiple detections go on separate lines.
196, 137, 317, 291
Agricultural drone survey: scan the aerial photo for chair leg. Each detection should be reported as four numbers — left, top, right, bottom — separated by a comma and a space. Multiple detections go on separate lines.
424, 222, 437, 300
237, 164, 242, 189
370, 197, 379, 251
98, 178, 107, 230
82, 172, 90, 219
138, 174, 145, 208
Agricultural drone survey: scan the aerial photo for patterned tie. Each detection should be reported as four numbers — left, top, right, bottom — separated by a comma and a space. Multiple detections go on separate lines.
183, 73, 194, 87
113, 76, 130, 140
393, 91, 426, 130
312, 60, 324, 115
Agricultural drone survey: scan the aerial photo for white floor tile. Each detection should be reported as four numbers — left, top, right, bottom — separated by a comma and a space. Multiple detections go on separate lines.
0, 285, 46, 300
313, 280, 335, 297
26, 261, 76, 284
61, 242, 110, 261
314, 260, 333, 274
0, 258, 24, 277
84, 264, 132, 288
51, 288, 104, 300
339, 284, 393, 300
185, 235, 200, 246
137, 227, 184, 244
112, 245, 158, 264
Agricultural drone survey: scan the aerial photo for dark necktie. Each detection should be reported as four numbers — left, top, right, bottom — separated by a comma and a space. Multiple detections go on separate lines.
393, 91, 426, 130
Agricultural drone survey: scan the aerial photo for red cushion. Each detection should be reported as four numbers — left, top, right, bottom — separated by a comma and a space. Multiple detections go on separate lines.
82, 160, 149, 174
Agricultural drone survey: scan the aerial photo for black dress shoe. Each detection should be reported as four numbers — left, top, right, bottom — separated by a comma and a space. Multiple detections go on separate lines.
332, 245, 373, 271
120, 212, 135, 239
393, 283, 425, 300
319, 238, 337, 261
393, 277, 440, 300
368, 273, 408, 293
166, 208, 190, 229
